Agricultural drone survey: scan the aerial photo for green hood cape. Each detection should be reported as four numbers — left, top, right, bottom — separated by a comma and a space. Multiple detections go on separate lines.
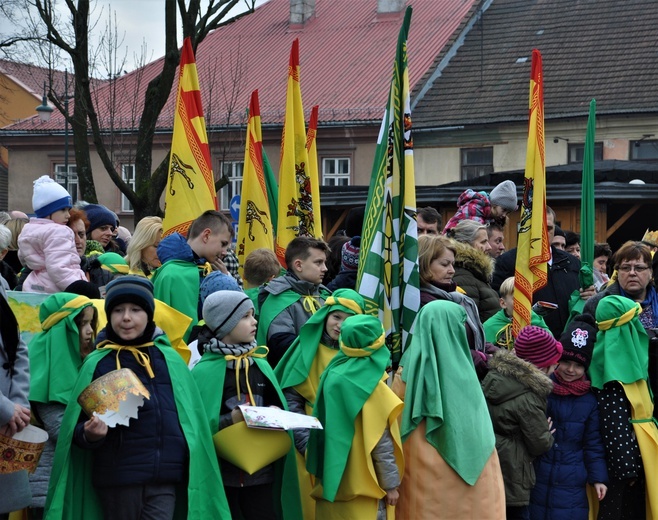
152, 259, 204, 341
590, 295, 649, 389
29, 293, 94, 405
306, 314, 391, 501
44, 335, 229, 519
274, 288, 366, 390
567, 264, 595, 323
192, 347, 303, 520
400, 300, 496, 485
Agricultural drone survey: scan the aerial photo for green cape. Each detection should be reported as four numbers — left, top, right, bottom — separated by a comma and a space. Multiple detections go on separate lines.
29, 293, 94, 405
44, 335, 229, 519
306, 314, 390, 501
152, 259, 202, 341
191, 348, 303, 520
483, 308, 549, 348
274, 288, 365, 389
400, 300, 496, 486
590, 295, 649, 389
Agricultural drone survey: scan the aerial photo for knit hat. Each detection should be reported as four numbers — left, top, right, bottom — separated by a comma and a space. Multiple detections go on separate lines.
84, 204, 117, 233
199, 271, 242, 305
514, 325, 563, 368
341, 236, 361, 271
97, 252, 129, 274
202, 290, 254, 340
104, 276, 155, 322
32, 175, 72, 218
559, 313, 597, 369
489, 180, 518, 212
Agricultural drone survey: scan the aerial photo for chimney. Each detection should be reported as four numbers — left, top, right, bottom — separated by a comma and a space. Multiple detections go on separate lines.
290, 0, 316, 24
377, 0, 405, 13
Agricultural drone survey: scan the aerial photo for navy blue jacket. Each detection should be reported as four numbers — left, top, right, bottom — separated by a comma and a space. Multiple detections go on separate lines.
529, 383, 608, 520
73, 340, 188, 488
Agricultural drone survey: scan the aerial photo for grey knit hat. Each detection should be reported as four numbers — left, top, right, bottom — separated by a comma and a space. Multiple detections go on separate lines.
489, 180, 518, 212
202, 290, 254, 340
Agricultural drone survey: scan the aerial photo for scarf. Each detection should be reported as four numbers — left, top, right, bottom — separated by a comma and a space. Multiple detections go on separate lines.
619, 284, 658, 329
551, 371, 591, 396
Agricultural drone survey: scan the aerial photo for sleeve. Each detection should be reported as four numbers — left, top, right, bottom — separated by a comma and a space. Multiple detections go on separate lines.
72, 411, 106, 450
266, 306, 299, 366
43, 226, 85, 291
516, 394, 554, 457
34, 402, 66, 444
582, 396, 609, 484
372, 428, 401, 491
284, 388, 310, 454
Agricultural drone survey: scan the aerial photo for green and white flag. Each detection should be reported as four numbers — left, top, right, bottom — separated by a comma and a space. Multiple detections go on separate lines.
356, 6, 419, 365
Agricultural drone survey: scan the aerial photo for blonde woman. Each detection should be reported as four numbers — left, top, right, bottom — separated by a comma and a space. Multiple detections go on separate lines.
125, 216, 163, 277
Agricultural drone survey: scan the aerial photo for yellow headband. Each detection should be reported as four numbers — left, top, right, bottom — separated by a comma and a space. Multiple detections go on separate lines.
101, 263, 130, 274
325, 296, 363, 315
340, 331, 386, 357
41, 295, 92, 331
596, 302, 641, 331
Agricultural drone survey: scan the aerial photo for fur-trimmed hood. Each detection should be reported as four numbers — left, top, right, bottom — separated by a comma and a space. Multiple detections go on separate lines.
453, 241, 495, 283
482, 350, 553, 405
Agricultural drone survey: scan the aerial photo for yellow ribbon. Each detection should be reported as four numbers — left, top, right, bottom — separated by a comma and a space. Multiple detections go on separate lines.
199, 262, 213, 276
340, 332, 386, 358
41, 295, 92, 331
302, 295, 322, 314
325, 296, 363, 315
495, 323, 515, 350
101, 263, 130, 274
596, 302, 641, 331
224, 346, 269, 405
98, 341, 156, 379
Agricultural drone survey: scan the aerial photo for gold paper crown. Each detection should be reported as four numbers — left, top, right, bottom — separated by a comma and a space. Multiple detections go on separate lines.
641, 229, 658, 248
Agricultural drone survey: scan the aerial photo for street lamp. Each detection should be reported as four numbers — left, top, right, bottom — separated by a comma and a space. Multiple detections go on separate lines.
35, 70, 70, 194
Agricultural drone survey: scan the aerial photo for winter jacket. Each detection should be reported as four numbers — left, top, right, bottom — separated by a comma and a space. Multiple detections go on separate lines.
73, 329, 188, 488
529, 380, 608, 520
481, 350, 554, 507
452, 241, 500, 322
492, 246, 581, 338
443, 189, 497, 232
326, 269, 357, 291
257, 273, 330, 366
18, 219, 86, 293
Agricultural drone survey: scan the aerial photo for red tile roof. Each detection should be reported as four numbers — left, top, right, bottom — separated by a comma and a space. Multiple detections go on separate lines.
7, 0, 476, 132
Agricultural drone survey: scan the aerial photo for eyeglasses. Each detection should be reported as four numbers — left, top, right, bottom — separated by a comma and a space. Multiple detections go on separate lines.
618, 264, 650, 273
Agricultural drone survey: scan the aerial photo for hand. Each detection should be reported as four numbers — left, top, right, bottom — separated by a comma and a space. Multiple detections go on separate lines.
579, 285, 596, 300
84, 415, 108, 442
210, 258, 229, 274
6, 404, 31, 436
594, 482, 607, 500
547, 416, 556, 434
231, 407, 244, 424
385, 487, 399, 506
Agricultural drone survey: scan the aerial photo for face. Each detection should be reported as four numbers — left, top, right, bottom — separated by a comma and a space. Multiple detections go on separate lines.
488, 229, 505, 258
501, 293, 514, 314
490, 205, 509, 219
417, 215, 439, 236
546, 212, 555, 243
199, 227, 232, 262
141, 232, 162, 270
70, 219, 87, 256
91, 224, 115, 247
565, 244, 581, 259
295, 247, 328, 284
325, 310, 350, 341
617, 258, 652, 300
110, 303, 149, 341
472, 229, 492, 253
50, 208, 70, 224
222, 308, 257, 344
556, 360, 586, 382
428, 249, 455, 284
552, 236, 566, 250
77, 307, 95, 359
593, 255, 608, 274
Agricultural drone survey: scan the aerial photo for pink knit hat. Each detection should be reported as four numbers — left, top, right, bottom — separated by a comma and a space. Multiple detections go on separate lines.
514, 325, 563, 368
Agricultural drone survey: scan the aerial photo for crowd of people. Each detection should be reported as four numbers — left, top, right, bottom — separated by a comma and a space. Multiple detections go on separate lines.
0, 176, 657, 520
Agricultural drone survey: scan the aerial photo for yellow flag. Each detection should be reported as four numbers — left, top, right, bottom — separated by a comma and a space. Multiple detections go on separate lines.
275, 39, 322, 267
513, 49, 550, 336
237, 90, 275, 277
305, 104, 322, 237
162, 37, 217, 237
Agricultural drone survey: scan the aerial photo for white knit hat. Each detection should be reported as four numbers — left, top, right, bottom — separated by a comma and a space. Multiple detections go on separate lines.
489, 180, 518, 212
32, 175, 72, 218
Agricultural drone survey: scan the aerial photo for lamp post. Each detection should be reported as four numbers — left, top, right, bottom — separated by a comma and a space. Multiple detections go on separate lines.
35, 70, 70, 194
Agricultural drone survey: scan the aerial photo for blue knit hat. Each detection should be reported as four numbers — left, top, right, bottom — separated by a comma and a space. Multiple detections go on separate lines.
104, 276, 155, 322
199, 271, 242, 305
32, 175, 72, 218
84, 204, 117, 234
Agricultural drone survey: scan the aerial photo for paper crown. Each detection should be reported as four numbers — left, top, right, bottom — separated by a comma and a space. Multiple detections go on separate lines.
0, 425, 49, 474
78, 369, 150, 428
641, 229, 658, 248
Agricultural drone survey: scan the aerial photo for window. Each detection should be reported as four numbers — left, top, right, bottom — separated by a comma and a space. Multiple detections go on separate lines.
460, 147, 493, 180
630, 140, 658, 160
121, 164, 136, 212
322, 158, 350, 186
220, 161, 244, 211
54, 164, 78, 202
568, 142, 603, 163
